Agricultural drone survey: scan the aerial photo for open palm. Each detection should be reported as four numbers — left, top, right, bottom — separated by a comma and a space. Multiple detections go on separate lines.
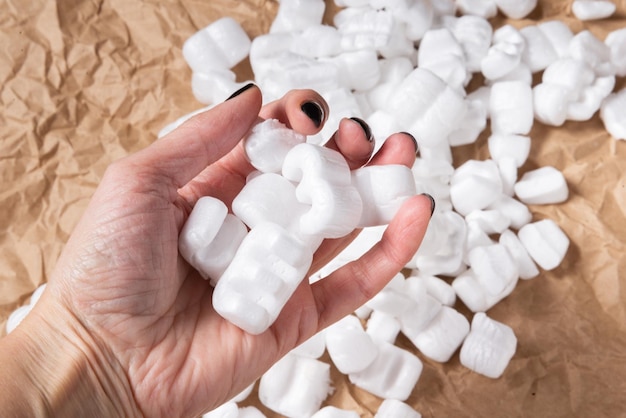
34, 86, 433, 418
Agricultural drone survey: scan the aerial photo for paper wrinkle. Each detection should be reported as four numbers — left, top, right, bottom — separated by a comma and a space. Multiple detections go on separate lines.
1, 1, 626, 417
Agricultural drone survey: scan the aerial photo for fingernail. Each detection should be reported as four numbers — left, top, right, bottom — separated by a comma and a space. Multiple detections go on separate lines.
401, 131, 419, 154
350, 117, 374, 142
422, 193, 436, 216
225, 83, 255, 101
301, 101, 324, 128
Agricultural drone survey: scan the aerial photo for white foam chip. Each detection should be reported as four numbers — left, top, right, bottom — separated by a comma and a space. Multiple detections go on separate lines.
460, 313, 517, 378
490, 80, 534, 135
386, 67, 467, 147
481, 25, 525, 81
468, 244, 519, 296
499, 229, 540, 280
243, 119, 306, 174
494, 0, 537, 19
520, 25, 558, 73
408, 306, 470, 362
6, 304, 32, 334
311, 406, 360, 418
286, 145, 364, 239
606, 28, 626, 77
514, 166, 569, 205
366, 310, 402, 344
178, 196, 229, 265
325, 314, 379, 374
259, 353, 331, 417
450, 159, 503, 216
348, 340, 423, 401
375, 399, 422, 418
270, 0, 326, 34
238, 406, 266, 418
212, 222, 313, 335
183, 17, 252, 73
352, 164, 417, 227
455, 0, 498, 19
572, 0, 616, 21
600, 88, 626, 140
518, 219, 570, 270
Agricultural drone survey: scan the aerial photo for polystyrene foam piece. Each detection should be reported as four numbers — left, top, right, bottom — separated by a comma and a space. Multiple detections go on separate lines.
232, 173, 307, 233
325, 314, 379, 374
366, 310, 402, 344
460, 313, 517, 378
601, 88, 626, 140
514, 166, 569, 205
193, 214, 248, 284
386, 68, 467, 147
212, 222, 313, 334
468, 244, 519, 296
183, 17, 252, 73
270, 0, 326, 34
499, 229, 540, 280
348, 340, 423, 401
450, 159, 503, 216
494, 0, 537, 19
352, 164, 416, 227
518, 219, 569, 270
259, 353, 331, 417
179, 196, 228, 264
244, 119, 306, 174
606, 28, 626, 77
455, 0, 498, 19
311, 406, 360, 418
520, 25, 558, 73
375, 399, 422, 418
572, 0, 616, 21
481, 25, 525, 80
409, 306, 470, 362
452, 268, 518, 313
490, 80, 534, 135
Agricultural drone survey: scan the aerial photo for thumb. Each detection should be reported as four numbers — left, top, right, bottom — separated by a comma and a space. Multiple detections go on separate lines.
131, 84, 262, 189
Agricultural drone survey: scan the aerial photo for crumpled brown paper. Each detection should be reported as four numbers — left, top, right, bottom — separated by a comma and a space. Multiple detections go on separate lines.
1, 0, 625, 416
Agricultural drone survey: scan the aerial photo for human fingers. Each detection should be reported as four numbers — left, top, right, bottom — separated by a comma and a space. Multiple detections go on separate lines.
310, 193, 434, 330
368, 131, 418, 168
127, 84, 262, 190
259, 89, 328, 135
324, 117, 376, 169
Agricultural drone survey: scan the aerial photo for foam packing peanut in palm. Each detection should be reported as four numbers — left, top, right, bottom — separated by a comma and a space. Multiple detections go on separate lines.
282, 143, 362, 239
178, 196, 228, 269
212, 222, 313, 335
243, 119, 306, 174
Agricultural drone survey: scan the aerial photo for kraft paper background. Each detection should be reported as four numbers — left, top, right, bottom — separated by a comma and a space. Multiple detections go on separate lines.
1, 0, 625, 416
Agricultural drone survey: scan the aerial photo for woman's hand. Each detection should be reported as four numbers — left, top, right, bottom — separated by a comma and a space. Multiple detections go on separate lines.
0, 85, 432, 418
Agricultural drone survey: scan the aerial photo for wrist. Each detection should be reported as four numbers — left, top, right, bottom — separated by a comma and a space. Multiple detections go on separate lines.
0, 296, 143, 417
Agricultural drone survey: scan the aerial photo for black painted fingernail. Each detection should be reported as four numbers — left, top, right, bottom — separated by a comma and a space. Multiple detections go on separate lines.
401, 131, 419, 154
301, 101, 324, 128
350, 117, 374, 142
422, 193, 436, 216
226, 83, 255, 101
